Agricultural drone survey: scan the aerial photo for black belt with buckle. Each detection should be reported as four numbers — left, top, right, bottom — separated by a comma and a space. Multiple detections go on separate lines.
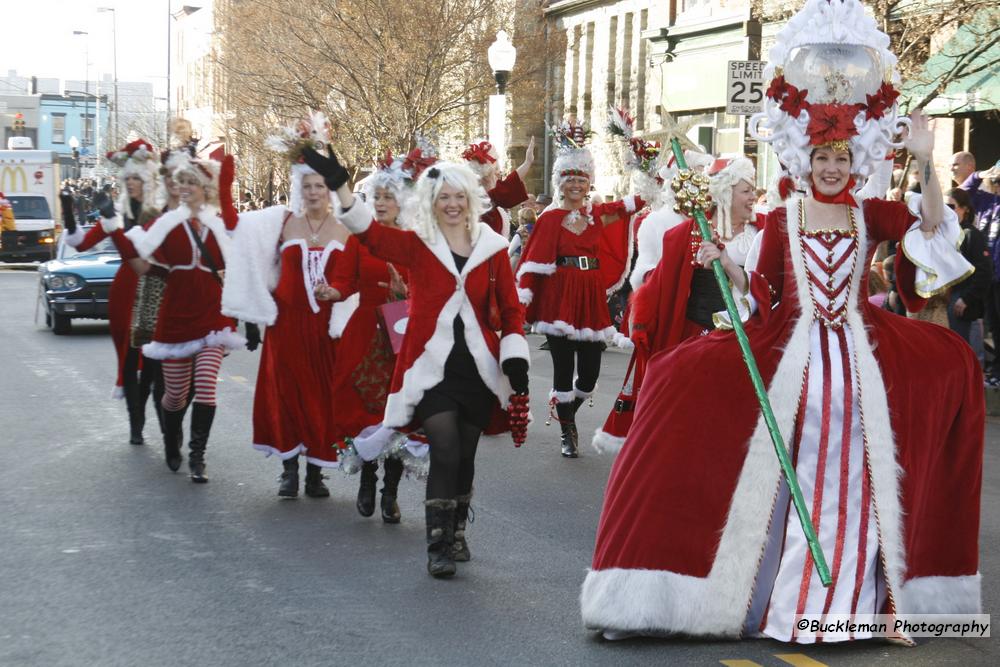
557, 255, 600, 271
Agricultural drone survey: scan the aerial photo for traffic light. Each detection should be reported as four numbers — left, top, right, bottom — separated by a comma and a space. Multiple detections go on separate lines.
13, 113, 26, 134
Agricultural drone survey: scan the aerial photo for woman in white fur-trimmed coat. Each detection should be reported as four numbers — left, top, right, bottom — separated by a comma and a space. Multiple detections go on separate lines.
306, 150, 530, 579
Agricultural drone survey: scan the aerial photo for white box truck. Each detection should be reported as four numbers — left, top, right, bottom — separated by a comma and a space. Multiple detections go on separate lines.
0, 143, 61, 262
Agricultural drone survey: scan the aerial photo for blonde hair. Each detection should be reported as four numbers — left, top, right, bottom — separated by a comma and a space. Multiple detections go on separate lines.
412, 161, 491, 244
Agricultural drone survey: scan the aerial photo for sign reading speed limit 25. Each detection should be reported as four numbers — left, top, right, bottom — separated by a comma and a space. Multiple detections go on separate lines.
727, 60, 766, 115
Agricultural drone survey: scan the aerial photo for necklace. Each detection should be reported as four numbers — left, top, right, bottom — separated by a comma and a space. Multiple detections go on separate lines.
304, 211, 329, 246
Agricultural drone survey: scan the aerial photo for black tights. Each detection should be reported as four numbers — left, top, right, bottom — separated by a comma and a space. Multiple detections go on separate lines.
546, 335, 603, 394
424, 411, 482, 500
122, 348, 165, 408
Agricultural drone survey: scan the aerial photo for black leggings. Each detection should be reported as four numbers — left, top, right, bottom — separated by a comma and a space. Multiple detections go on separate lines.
122, 347, 165, 408
423, 411, 482, 501
546, 335, 603, 395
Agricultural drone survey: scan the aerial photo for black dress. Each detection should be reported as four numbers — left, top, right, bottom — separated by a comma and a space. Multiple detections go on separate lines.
414, 252, 496, 429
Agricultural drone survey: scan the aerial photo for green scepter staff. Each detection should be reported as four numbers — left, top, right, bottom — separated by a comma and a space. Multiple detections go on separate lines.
668, 138, 831, 587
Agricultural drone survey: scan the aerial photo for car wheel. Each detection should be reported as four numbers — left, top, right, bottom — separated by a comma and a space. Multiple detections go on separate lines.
52, 313, 72, 335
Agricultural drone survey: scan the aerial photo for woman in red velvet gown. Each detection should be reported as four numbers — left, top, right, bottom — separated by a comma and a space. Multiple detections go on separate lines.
581, 117, 984, 642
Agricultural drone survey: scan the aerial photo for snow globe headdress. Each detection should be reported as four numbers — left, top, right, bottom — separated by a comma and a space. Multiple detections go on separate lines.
748, 0, 908, 195
266, 110, 335, 214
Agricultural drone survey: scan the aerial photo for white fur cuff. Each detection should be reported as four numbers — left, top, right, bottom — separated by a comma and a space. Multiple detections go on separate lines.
337, 199, 373, 234
63, 226, 86, 248
898, 573, 982, 614
517, 287, 533, 305
591, 429, 626, 454
549, 388, 575, 404
515, 261, 557, 281
100, 214, 123, 234
625, 195, 639, 214
329, 292, 360, 339
499, 333, 530, 363
900, 196, 973, 298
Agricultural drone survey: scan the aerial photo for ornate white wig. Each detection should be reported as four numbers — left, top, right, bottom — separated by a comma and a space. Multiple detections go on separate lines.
708, 157, 756, 239
550, 147, 596, 208
411, 161, 491, 244
107, 139, 161, 214
166, 151, 220, 205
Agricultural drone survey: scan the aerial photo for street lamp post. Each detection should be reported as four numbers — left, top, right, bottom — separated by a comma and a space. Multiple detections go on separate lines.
97, 7, 119, 148
166, 3, 202, 139
487, 31, 517, 169
72, 30, 90, 156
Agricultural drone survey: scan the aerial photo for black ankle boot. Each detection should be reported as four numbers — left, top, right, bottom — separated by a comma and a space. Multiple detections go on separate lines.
188, 402, 215, 483
356, 461, 378, 517
425, 499, 457, 578
162, 407, 185, 472
452, 492, 473, 562
380, 456, 403, 524
556, 402, 578, 458
278, 457, 299, 498
304, 463, 330, 498
124, 383, 145, 445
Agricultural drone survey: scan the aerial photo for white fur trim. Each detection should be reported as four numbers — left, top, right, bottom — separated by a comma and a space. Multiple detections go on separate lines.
574, 384, 596, 399
898, 574, 982, 614
111, 385, 124, 400
517, 287, 534, 305
515, 261, 557, 281
142, 327, 246, 360
337, 199, 374, 234
63, 226, 86, 248
624, 195, 639, 214
499, 333, 530, 363
581, 197, 909, 635
610, 331, 634, 349
549, 388, 575, 404
591, 429, 626, 454
329, 292, 360, 339
381, 231, 511, 428
126, 204, 230, 262
899, 194, 972, 297
252, 442, 343, 468
100, 214, 123, 234
220, 206, 287, 326
532, 320, 616, 342
630, 208, 685, 291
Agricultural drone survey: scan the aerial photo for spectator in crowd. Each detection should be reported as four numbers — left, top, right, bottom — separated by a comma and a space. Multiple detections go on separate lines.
947, 187, 991, 368
951, 151, 976, 186
508, 207, 536, 270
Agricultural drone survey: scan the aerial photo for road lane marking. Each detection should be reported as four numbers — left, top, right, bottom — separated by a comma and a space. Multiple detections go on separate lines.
775, 655, 829, 667
230, 375, 247, 383
720, 661, 763, 667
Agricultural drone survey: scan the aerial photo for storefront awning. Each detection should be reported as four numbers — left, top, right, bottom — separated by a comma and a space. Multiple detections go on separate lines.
901, 14, 1000, 115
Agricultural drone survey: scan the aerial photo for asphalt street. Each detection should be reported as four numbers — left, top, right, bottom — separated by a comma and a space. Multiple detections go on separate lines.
1, 269, 997, 667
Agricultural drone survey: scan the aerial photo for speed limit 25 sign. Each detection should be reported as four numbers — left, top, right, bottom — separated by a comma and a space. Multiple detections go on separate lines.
727, 60, 765, 115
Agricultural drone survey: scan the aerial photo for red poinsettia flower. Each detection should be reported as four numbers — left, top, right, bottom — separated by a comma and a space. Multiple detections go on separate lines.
779, 85, 810, 118
864, 93, 888, 120
766, 75, 790, 102
879, 81, 900, 108
806, 103, 861, 146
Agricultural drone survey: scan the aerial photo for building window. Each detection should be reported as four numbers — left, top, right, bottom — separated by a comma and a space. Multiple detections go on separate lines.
52, 114, 66, 144
83, 114, 95, 145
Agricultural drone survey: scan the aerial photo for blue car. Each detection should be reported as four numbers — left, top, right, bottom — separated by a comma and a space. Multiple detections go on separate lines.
37, 226, 120, 335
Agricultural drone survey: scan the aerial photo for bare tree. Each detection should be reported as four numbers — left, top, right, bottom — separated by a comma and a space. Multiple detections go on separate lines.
214, 0, 551, 184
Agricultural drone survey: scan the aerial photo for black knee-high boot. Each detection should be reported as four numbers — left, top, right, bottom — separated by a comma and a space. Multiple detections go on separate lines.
357, 461, 378, 517
278, 456, 299, 497
305, 462, 330, 498
425, 498, 457, 578
188, 402, 215, 483
555, 402, 578, 458
380, 456, 403, 523
162, 407, 185, 472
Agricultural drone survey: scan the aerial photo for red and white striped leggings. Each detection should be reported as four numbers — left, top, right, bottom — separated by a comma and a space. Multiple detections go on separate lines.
161, 346, 225, 411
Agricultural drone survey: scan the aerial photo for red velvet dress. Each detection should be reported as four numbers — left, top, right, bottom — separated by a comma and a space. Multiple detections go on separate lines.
517, 198, 641, 341
71, 224, 140, 395
581, 197, 984, 640
143, 220, 240, 358
594, 219, 759, 453
328, 235, 407, 441
252, 240, 345, 466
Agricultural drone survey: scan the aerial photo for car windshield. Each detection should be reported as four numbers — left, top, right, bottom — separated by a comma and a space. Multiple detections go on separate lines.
8, 196, 52, 220
61, 232, 119, 259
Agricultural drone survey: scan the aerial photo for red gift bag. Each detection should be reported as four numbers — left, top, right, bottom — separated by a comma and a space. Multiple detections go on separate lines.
377, 299, 410, 355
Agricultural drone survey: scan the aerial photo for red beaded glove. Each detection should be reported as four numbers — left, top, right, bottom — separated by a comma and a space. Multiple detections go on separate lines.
507, 393, 530, 447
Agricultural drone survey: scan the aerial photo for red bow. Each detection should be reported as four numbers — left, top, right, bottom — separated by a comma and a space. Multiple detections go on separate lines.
377, 151, 395, 171
778, 175, 797, 200
810, 176, 858, 207
462, 141, 496, 165
402, 148, 437, 179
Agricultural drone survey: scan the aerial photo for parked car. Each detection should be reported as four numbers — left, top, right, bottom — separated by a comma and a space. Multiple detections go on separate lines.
0, 192, 57, 262
38, 226, 119, 334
